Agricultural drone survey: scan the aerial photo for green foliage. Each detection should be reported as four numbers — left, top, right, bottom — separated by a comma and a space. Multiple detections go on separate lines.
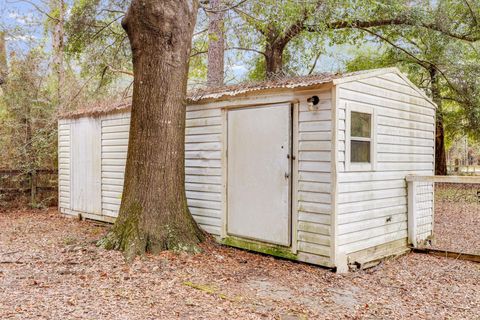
189, 10, 209, 85
65, 0, 132, 91
3, 0, 479, 157
230, 0, 480, 80
345, 27, 480, 145
0, 49, 57, 170
246, 55, 266, 81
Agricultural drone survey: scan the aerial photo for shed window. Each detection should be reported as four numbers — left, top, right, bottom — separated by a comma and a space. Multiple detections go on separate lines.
350, 111, 372, 163
345, 105, 376, 172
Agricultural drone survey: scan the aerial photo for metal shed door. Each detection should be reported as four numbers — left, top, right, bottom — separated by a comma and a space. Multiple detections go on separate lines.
71, 118, 102, 214
227, 104, 291, 246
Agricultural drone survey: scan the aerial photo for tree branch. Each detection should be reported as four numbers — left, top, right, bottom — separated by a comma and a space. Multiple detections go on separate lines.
201, 0, 249, 13
193, 28, 208, 37
190, 50, 207, 58
226, 46, 266, 56
464, 0, 478, 27
308, 50, 322, 75
107, 65, 133, 76
277, 0, 325, 47
233, 8, 268, 37
358, 27, 432, 70
314, 18, 480, 42
91, 15, 125, 41
7, 0, 59, 22
358, 27, 463, 98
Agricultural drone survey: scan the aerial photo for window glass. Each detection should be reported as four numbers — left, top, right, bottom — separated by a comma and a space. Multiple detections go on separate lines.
351, 140, 371, 163
351, 111, 371, 138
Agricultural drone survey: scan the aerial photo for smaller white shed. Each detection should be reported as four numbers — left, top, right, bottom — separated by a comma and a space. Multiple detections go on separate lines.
58, 68, 436, 270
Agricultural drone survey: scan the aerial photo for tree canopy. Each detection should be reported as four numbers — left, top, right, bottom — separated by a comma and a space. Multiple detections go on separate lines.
0, 0, 478, 209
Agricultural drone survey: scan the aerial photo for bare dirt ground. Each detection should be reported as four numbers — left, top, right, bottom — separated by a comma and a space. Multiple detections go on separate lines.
433, 184, 480, 255
0, 209, 479, 320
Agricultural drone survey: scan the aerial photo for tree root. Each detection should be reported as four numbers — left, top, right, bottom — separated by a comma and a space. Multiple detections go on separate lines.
98, 201, 205, 262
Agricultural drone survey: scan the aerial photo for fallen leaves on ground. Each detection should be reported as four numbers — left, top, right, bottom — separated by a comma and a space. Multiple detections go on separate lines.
433, 184, 480, 255
0, 208, 479, 319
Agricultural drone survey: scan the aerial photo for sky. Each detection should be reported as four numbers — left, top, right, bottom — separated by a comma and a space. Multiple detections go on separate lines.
1, 0, 46, 53
0, 0, 361, 83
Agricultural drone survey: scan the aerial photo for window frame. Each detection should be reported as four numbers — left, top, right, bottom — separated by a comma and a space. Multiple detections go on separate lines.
345, 103, 377, 172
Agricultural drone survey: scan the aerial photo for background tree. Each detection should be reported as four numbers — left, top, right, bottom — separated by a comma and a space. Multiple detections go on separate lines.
231, 0, 480, 79
100, 0, 204, 259
65, 0, 133, 94
0, 50, 57, 206
344, 29, 480, 175
206, 0, 225, 86
49, 0, 66, 106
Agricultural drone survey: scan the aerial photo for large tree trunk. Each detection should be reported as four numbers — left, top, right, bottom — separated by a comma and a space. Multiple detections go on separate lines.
101, 0, 204, 260
265, 42, 285, 78
435, 113, 447, 175
430, 68, 447, 175
206, 0, 224, 87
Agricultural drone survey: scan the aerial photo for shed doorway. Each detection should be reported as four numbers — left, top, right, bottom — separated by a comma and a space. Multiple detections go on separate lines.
227, 104, 292, 246
70, 118, 102, 214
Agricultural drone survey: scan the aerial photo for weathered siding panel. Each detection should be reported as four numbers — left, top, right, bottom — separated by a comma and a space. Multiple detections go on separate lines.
101, 115, 130, 217
58, 120, 71, 213
97, 109, 223, 235
71, 117, 102, 214
185, 105, 222, 236
337, 72, 435, 256
296, 90, 332, 259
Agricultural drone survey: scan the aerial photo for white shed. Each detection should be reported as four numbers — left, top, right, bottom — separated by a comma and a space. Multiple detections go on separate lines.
58, 67, 436, 270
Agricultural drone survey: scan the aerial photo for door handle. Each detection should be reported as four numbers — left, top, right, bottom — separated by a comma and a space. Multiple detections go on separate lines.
285, 172, 289, 179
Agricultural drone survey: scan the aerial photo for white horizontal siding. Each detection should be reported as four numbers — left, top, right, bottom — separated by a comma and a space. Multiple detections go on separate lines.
58, 120, 71, 211
185, 105, 222, 236
337, 72, 435, 255
101, 115, 130, 218
296, 90, 332, 259
97, 109, 223, 235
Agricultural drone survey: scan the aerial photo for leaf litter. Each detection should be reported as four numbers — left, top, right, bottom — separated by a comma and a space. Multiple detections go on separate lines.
0, 208, 478, 319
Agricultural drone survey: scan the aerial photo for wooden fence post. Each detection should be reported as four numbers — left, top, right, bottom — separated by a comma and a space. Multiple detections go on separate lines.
407, 176, 418, 248
30, 170, 37, 206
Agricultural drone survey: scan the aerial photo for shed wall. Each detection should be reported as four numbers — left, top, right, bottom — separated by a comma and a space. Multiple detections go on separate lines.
101, 115, 130, 218
336, 72, 435, 257
296, 91, 333, 262
184, 104, 223, 236
57, 88, 335, 267
58, 110, 224, 235
58, 120, 71, 211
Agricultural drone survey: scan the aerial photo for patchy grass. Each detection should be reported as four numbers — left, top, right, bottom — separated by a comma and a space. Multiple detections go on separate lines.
0, 208, 479, 319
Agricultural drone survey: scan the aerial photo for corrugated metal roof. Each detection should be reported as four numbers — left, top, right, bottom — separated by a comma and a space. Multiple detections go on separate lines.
58, 70, 374, 119
59, 100, 132, 119
188, 72, 342, 102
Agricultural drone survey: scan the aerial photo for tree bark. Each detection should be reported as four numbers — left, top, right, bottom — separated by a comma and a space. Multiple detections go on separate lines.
50, 0, 65, 108
100, 0, 204, 260
430, 68, 447, 175
265, 42, 286, 78
262, 18, 306, 78
206, 0, 224, 87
